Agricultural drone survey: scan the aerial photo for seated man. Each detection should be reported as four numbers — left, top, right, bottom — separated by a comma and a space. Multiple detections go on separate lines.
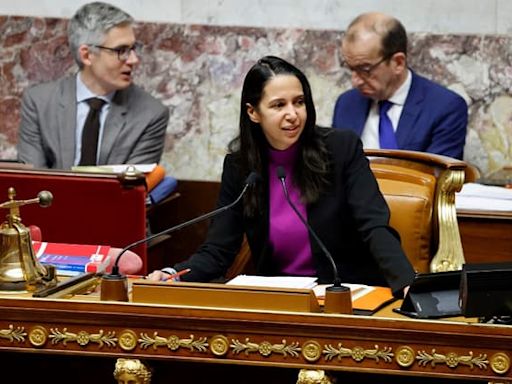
332, 12, 467, 160
17, 1, 169, 169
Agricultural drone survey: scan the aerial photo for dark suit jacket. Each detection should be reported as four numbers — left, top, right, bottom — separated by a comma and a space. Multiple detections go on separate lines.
17, 75, 169, 169
332, 71, 468, 159
176, 128, 415, 295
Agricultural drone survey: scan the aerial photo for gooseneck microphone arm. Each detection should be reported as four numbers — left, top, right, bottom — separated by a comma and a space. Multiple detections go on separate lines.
110, 172, 260, 275
276, 166, 342, 287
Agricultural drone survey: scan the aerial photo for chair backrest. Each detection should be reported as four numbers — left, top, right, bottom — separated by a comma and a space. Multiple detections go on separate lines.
365, 149, 478, 273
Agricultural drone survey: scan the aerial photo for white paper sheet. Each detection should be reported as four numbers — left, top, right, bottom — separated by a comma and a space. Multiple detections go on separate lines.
456, 183, 512, 212
227, 275, 318, 289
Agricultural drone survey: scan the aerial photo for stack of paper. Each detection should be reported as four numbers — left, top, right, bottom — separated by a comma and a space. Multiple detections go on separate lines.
456, 183, 512, 212
71, 163, 157, 174
226, 275, 317, 289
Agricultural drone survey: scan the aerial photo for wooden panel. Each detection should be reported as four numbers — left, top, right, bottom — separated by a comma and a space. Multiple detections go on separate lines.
132, 281, 321, 313
0, 295, 511, 382
146, 180, 221, 270
458, 210, 512, 264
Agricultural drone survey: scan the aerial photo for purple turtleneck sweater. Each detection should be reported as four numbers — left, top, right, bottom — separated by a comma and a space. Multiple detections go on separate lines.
268, 144, 315, 276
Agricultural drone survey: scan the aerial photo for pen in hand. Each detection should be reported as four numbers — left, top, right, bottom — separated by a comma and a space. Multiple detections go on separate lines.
165, 268, 191, 281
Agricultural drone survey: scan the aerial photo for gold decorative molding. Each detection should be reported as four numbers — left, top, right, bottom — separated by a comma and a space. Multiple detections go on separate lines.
323, 343, 393, 363
231, 338, 301, 358
4, 323, 508, 380
119, 330, 138, 351
139, 333, 208, 352
49, 328, 117, 348
210, 335, 229, 356
417, 349, 488, 369
302, 340, 322, 362
430, 169, 466, 272
396, 345, 415, 368
0, 324, 26, 343
491, 352, 510, 375
29, 325, 48, 347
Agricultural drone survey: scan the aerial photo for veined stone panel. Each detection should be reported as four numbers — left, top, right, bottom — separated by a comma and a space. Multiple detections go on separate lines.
1, 16, 511, 181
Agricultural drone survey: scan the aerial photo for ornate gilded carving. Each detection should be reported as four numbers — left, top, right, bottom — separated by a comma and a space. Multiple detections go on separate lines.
0, 324, 26, 343
296, 369, 335, 384
323, 343, 393, 363
490, 352, 510, 375
113, 358, 152, 384
396, 346, 415, 368
49, 328, 117, 347
119, 330, 138, 351
231, 338, 301, 358
417, 349, 488, 369
29, 325, 48, 347
302, 340, 322, 362
430, 169, 466, 272
139, 333, 208, 352
210, 335, 229, 356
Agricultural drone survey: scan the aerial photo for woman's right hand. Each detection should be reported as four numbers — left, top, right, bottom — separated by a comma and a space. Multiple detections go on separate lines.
146, 270, 170, 282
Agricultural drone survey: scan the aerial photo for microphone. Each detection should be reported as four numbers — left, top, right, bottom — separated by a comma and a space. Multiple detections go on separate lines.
276, 166, 341, 286
100, 171, 260, 301
276, 167, 351, 313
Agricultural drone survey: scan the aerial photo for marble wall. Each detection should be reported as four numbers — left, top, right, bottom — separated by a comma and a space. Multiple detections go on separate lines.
1, 15, 512, 181
2, 0, 512, 34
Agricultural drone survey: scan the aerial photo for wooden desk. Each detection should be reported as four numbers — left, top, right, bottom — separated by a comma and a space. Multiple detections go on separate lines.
458, 209, 512, 264
0, 294, 511, 383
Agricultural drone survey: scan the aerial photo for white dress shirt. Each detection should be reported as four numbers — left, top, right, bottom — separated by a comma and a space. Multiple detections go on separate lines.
360, 69, 412, 149
74, 73, 114, 166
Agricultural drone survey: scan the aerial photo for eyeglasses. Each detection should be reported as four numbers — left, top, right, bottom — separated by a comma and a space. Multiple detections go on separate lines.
92, 42, 142, 61
343, 56, 390, 77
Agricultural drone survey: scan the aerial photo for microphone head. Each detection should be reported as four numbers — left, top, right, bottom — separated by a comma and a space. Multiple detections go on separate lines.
245, 172, 261, 186
276, 166, 286, 180
37, 190, 53, 208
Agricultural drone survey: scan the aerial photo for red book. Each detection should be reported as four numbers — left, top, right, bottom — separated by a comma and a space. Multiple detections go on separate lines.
33, 241, 111, 276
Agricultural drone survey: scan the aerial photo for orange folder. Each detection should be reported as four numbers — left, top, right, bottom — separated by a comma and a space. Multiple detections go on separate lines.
145, 164, 166, 192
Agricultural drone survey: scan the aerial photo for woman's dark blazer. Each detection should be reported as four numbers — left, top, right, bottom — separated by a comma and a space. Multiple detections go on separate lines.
176, 127, 415, 295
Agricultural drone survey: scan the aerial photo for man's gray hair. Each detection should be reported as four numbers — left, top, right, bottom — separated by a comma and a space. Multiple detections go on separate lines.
68, 1, 134, 68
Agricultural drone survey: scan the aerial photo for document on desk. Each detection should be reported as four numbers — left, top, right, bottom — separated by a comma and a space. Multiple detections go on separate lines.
226, 275, 318, 289
456, 182, 512, 212
71, 163, 157, 174
314, 284, 395, 314
226, 276, 394, 314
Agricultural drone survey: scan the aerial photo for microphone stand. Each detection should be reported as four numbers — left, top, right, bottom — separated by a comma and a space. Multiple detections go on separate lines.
100, 172, 259, 301
276, 167, 352, 314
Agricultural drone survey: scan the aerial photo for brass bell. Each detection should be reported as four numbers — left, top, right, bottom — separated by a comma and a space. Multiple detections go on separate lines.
0, 187, 57, 292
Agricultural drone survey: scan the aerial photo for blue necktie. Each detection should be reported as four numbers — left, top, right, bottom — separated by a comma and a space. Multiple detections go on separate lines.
378, 100, 398, 149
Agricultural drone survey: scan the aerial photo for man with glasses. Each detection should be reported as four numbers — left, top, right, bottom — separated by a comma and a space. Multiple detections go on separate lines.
17, 2, 169, 169
332, 12, 467, 159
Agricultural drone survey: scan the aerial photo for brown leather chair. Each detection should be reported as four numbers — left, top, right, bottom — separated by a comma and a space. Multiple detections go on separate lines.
365, 149, 478, 273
